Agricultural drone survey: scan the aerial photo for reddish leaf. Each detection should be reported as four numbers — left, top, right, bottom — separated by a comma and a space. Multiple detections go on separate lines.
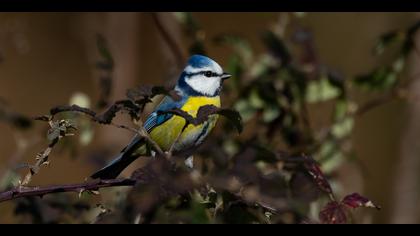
319, 201, 348, 224
342, 193, 381, 210
302, 155, 333, 195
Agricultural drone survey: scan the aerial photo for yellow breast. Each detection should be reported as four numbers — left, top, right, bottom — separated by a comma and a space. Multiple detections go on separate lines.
149, 96, 221, 151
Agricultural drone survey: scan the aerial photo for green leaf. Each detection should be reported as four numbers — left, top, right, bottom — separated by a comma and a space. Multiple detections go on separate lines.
374, 31, 401, 55
331, 117, 354, 139
306, 78, 340, 103
321, 150, 344, 174
249, 54, 277, 78
223, 139, 239, 156
263, 106, 280, 123
354, 67, 397, 91
392, 57, 405, 73
234, 99, 256, 122
248, 88, 265, 109
334, 99, 348, 120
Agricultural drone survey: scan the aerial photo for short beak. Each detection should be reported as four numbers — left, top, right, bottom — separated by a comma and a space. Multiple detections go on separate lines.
221, 72, 232, 80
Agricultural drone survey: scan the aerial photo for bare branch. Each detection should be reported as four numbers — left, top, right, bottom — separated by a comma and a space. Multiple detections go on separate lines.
20, 120, 76, 186
160, 105, 243, 133
0, 178, 136, 203
110, 121, 165, 157
355, 93, 397, 117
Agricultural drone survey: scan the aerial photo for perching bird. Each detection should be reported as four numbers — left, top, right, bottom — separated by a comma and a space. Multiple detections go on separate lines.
91, 55, 231, 179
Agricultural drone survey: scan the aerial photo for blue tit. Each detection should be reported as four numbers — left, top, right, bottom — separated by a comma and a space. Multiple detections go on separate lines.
91, 54, 231, 179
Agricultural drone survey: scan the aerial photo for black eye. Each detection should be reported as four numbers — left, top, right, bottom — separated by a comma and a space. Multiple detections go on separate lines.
204, 71, 212, 77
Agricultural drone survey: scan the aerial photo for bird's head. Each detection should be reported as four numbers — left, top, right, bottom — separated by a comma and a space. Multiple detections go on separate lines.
177, 55, 231, 97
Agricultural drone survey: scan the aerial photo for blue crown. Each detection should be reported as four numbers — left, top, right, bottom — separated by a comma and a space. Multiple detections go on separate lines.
187, 54, 215, 68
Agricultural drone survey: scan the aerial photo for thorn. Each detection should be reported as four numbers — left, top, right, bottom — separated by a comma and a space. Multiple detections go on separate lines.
87, 190, 100, 196
78, 189, 85, 198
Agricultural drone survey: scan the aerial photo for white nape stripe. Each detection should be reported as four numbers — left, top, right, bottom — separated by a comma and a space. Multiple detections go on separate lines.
184, 65, 211, 74
185, 64, 223, 75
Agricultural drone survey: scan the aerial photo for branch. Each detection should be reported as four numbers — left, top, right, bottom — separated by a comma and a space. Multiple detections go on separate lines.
0, 178, 136, 203
355, 92, 397, 117
20, 119, 77, 186
111, 122, 165, 157
160, 105, 243, 133
20, 136, 59, 186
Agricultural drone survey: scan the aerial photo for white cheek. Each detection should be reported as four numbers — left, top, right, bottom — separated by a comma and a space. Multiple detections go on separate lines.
186, 75, 221, 96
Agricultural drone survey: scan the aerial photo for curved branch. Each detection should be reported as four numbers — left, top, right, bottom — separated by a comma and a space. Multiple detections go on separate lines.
0, 178, 136, 203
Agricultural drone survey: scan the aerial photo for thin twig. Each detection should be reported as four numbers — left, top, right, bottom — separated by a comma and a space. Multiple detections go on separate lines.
20, 120, 76, 186
43, 104, 167, 157
20, 137, 59, 186
354, 93, 397, 117
0, 178, 136, 203
110, 122, 165, 157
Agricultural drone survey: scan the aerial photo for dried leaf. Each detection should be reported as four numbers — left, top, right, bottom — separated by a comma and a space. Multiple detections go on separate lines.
162, 105, 243, 133
319, 201, 348, 224
217, 108, 243, 133
290, 172, 322, 203
302, 155, 333, 195
341, 193, 381, 210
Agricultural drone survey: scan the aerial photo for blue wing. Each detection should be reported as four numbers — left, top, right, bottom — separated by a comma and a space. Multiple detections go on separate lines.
144, 93, 187, 133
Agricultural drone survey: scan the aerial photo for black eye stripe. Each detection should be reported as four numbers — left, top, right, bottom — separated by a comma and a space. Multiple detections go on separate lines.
186, 71, 221, 77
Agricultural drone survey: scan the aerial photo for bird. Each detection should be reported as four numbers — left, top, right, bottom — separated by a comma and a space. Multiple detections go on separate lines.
91, 54, 231, 179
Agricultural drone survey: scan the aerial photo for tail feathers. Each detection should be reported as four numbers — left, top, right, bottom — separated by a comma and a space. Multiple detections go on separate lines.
91, 136, 146, 180
90, 152, 136, 179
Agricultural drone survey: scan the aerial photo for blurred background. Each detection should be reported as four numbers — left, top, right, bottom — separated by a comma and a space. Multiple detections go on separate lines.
0, 12, 420, 224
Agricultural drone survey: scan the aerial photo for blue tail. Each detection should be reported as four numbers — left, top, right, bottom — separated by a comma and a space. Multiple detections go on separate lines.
91, 136, 146, 179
